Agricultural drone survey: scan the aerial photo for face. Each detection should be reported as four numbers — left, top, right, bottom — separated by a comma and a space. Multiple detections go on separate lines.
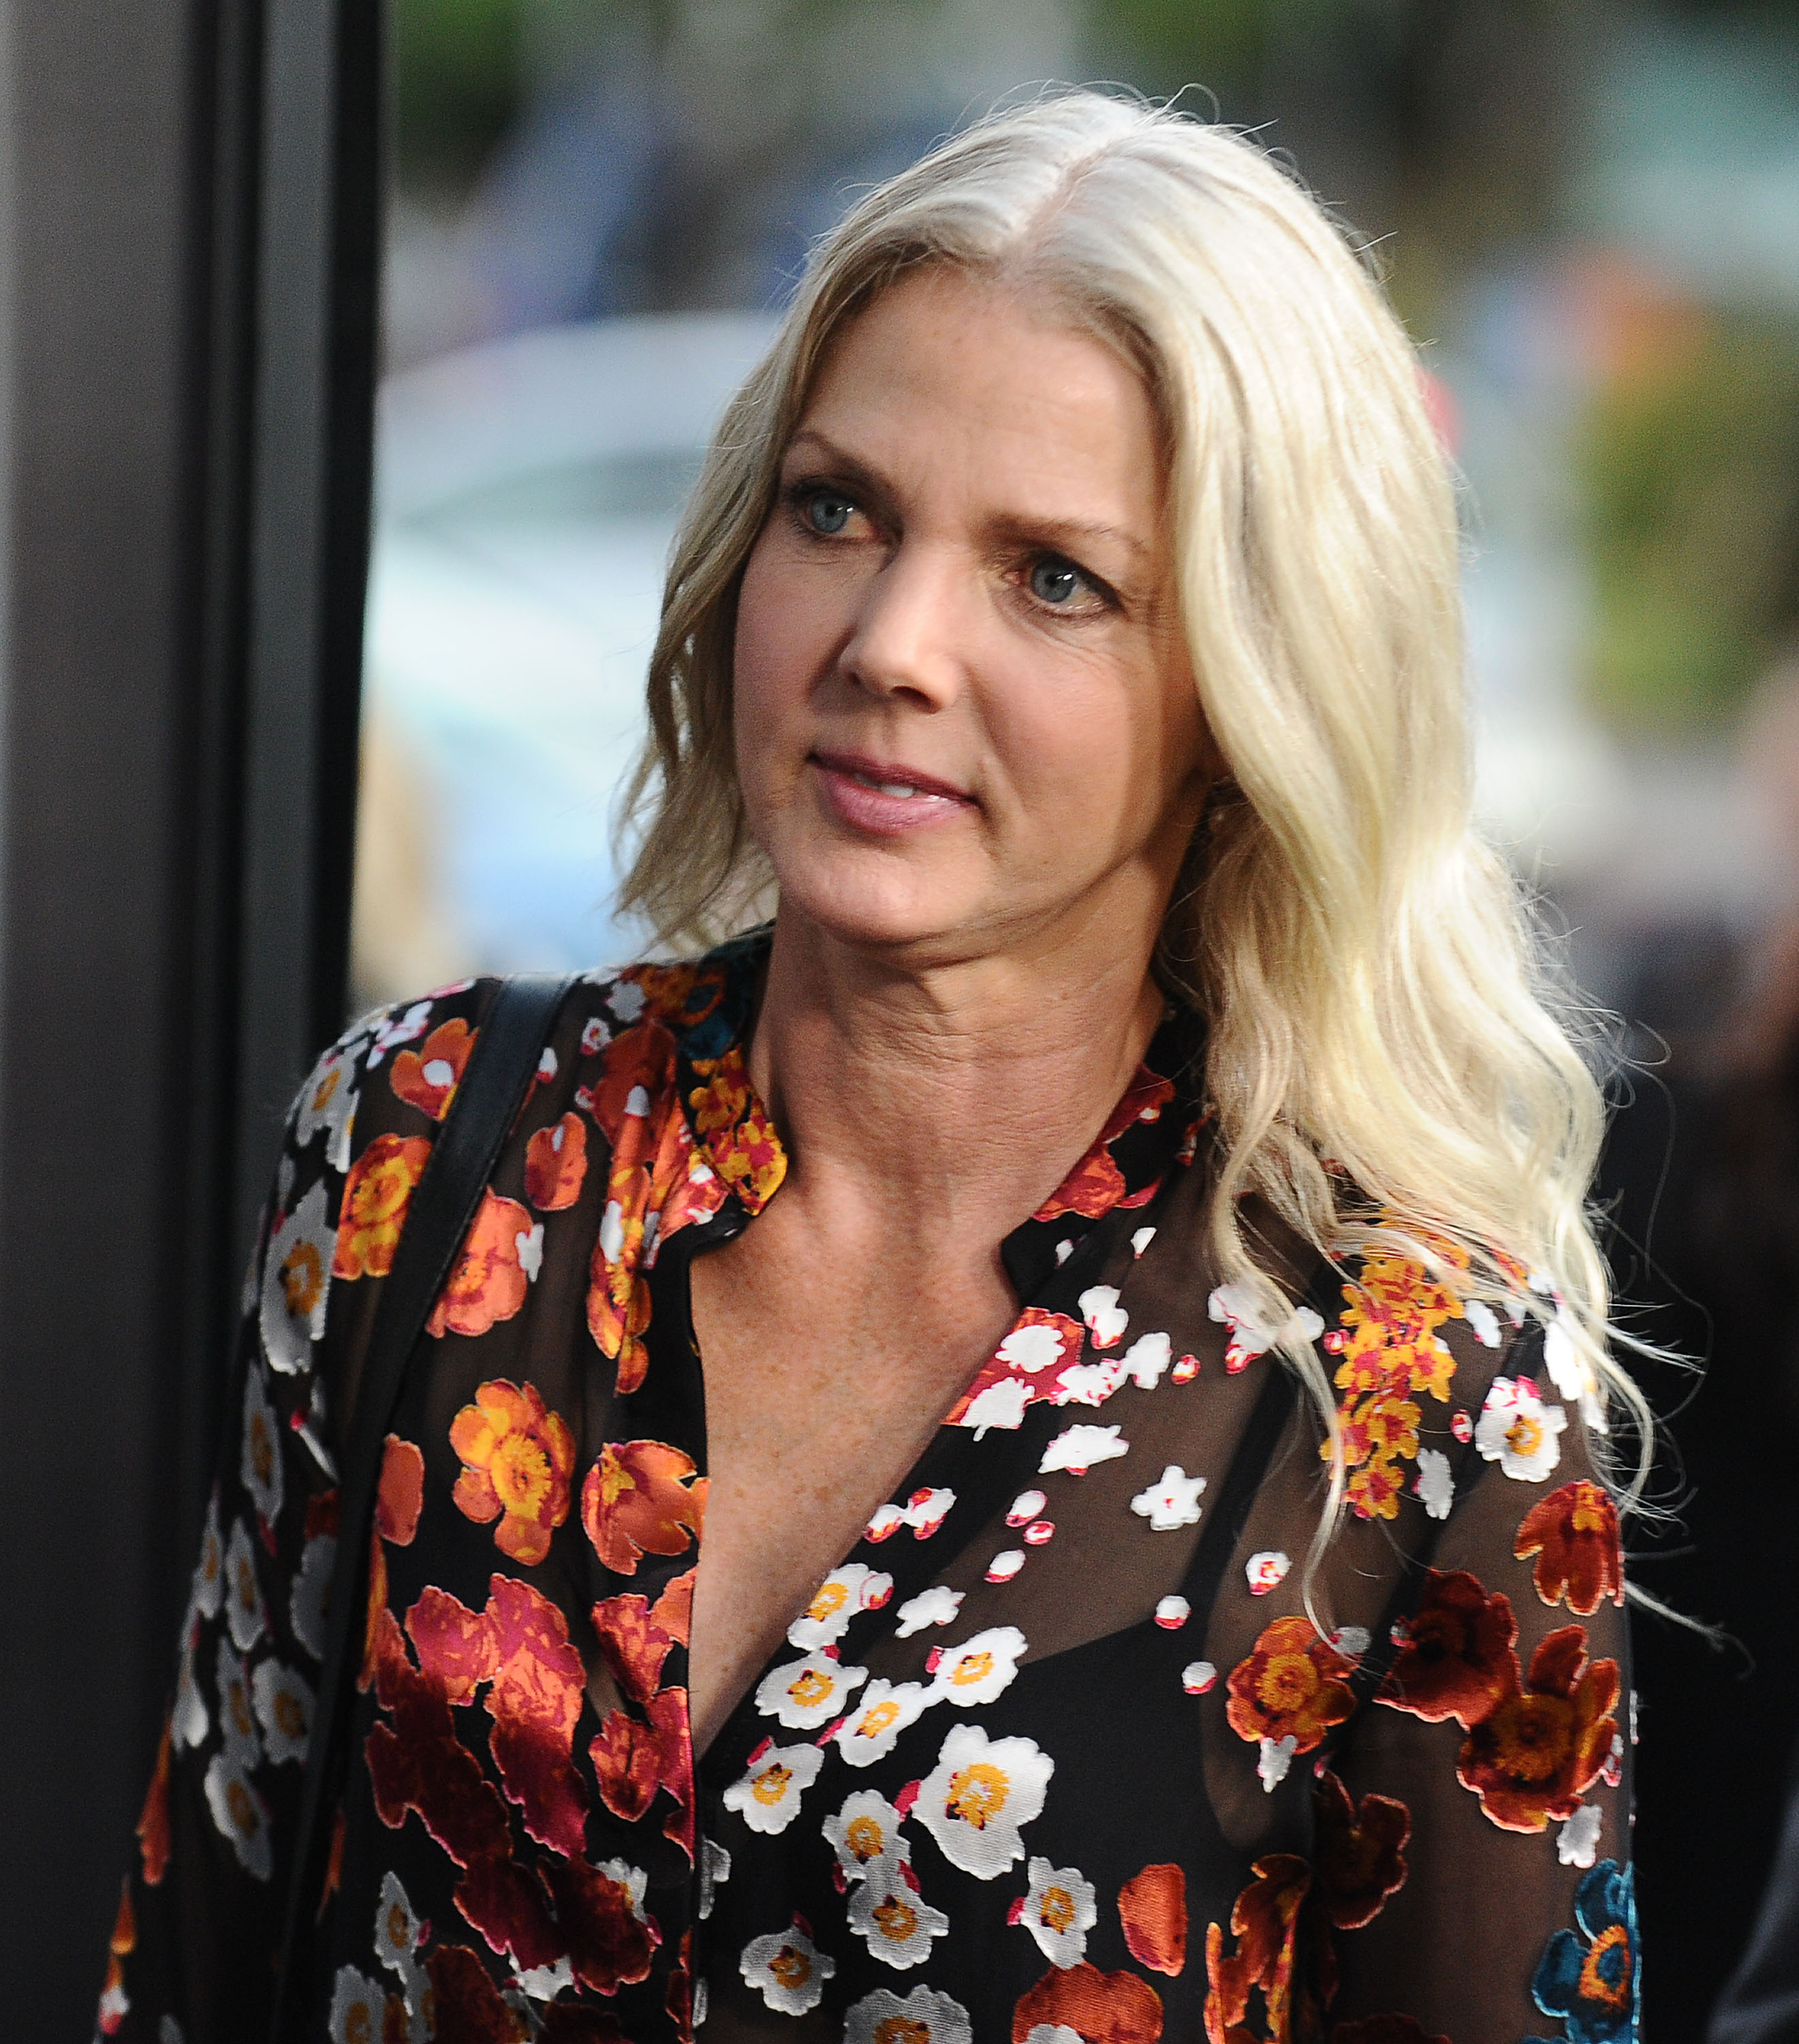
732, 265, 1214, 970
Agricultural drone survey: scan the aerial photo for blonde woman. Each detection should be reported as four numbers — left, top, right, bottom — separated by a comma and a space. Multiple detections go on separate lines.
106, 93, 1638, 2044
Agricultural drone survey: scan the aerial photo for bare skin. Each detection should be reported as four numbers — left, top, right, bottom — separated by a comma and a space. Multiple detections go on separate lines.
686, 267, 1215, 1754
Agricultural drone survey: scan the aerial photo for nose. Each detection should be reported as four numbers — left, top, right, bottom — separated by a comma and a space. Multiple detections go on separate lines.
837, 539, 973, 711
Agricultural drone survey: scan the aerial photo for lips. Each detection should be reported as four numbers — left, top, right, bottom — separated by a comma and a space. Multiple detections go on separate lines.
807, 751, 975, 837
809, 752, 971, 805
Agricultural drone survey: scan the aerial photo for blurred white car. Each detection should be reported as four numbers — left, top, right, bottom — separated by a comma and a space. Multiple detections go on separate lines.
356, 313, 777, 1002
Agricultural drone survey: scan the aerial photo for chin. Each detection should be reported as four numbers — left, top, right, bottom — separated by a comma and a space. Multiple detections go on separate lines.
774, 855, 985, 959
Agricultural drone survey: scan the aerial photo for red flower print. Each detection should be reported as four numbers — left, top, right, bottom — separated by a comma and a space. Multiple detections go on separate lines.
1118, 1862, 1188, 1976
1203, 1855, 1325, 2044
390, 1017, 476, 1121
448, 1380, 576, 1566
654, 1567, 695, 1645
425, 1941, 542, 2042
407, 1584, 500, 1703
1312, 1769, 1409, 1930
525, 1112, 589, 1211
484, 1574, 589, 1857
1332, 2022, 1450, 2044
1012, 1960, 1166, 2043
581, 1440, 706, 1575
376, 1434, 424, 1546
1456, 1624, 1620, 1833
590, 1021, 678, 1151
1225, 1616, 1357, 1755
687, 1047, 787, 1213
1377, 1569, 1518, 1728
542, 1857, 659, 1995
98, 1881, 135, 2033
945, 1307, 1085, 1428
591, 1592, 676, 1703
136, 1718, 172, 1885
1034, 1066, 1176, 1222
428, 1192, 536, 1340
1514, 1480, 1625, 1615
590, 1706, 662, 1822
334, 1132, 433, 1280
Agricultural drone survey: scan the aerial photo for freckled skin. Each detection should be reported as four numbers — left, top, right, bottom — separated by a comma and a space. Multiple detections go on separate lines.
687, 268, 1214, 1754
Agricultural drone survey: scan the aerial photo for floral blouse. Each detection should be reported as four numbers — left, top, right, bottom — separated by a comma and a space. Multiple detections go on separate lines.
101, 931, 1638, 2044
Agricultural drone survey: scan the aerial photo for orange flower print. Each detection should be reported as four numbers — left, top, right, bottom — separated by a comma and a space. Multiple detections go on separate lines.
97, 1880, 136, 2033
406, 1583, 500, 1703
1012, 1961, 1165, 2044
1514, 1480, 1625, 1615
591, 1592, 676, 1703
390, 1017, 476, 1121
1377, 1570, 1518, 1728
581, 1440, 707, 1575
375, 1434, 424, 1546
1312, 1768, 1409, 1930
448, 1380, 576, 1566
1456, 1624, 1620, 1833
426, 1191, 539, 1340
1118, 1861, 1189, 1976
334, 1132, 433, 1280
1202, 1855, 1321, 2044
525, 1111, 588, 1211
136, 1718, 172, 1885
1033, 1066, 1176, 1222
688, 1047, 787, 1213
1225, 1615, 1356, 1759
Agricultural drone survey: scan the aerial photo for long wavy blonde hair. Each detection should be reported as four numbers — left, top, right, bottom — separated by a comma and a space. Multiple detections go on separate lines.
616, 89, 1649, 1539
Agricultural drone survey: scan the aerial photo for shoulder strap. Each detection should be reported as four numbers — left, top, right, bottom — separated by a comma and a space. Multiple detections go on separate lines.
271, 970, 574, 2040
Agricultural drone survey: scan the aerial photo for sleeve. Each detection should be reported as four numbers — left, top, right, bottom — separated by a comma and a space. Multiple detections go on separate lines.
97, 982, 492, 2044
1202, 1250, 1637, 2044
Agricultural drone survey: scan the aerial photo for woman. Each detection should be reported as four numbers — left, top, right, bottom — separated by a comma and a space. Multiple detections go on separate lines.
103, 93, 1640, 2044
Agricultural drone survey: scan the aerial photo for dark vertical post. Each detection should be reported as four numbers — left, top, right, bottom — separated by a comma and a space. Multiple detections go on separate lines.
0, 0, 381, 2026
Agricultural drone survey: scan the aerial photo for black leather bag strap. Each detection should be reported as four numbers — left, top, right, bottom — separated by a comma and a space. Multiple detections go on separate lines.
271, 970, 574, 2040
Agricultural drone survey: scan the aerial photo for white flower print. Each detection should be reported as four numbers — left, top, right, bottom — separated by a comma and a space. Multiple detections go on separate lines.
985, 1550, 1026, 1583
1131, 1226, 1157, 1256
1464, 1297, 1501, 1347
239, 1363, 283, 1527
1006, 1490, 1047, 1526
902, 1487, 956, 1536
1129, 1466, 1207, 1531
914, 1722, 1053, 1879
191, 1492, 225, 1622
1155, 1596, 1191, 1629
963, 1377, 1035, 1437
260, 1182, 335, 1375
836, 1680, 934, 1769
1544, 1311, 1607, 1431
1120, 1330, 1172, 1389
1414, 1446, 1455, 1520
1181, 1661, 1219, 1694
327, 1966, 387, 2044
1558, 1802, 1604, 1868
1078, 1284, 1129, 1348
223, 1518, 266, 1653
1257, 1733, 1298, 1791
290, 1528, 335, 1662
788, 1562, 892, 1650
1331, 1626, 1372, 1660
931, 1627, 1027, 1708
372, 1870, 424, 1985
894, 1585, 964, 1639
754, 1652, 869, 1731
722, 1741, 824, 1835
597, 1857, 650, 1919
1039, 1423, 1127, 1476
607, 978, 647, 1024
1475, 1375, 1567, 1482
1207, 1283, 1325, 1370
294, 1047, 358, 1171
172, 1630, 207, 1750
698, 1836, 731, 1920
204, 1752, 272, 1879
1050, 1359, 1125, 1408
516, 1221, 544, 1282
251, 1657, 314, 1765
824, 1788, 913, 1882
845, 1985, 973, 2044
215, 1639, 262, 1767
1015, 1855, 1097, 1968
1246, 1550, 1290, 1596
848, 1862, 951, 1970
366, 998, 431, 1067
740, 1920, 835, 2015
516, 1955, 576, 2001
997, 1320, 1072, 1374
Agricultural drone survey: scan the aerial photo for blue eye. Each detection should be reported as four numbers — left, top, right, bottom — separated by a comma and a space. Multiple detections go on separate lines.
804, 491, 854, 536
1029, 557, 1084, 605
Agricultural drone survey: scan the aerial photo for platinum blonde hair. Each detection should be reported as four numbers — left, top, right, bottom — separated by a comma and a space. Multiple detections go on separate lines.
617, 90, 1649, 1555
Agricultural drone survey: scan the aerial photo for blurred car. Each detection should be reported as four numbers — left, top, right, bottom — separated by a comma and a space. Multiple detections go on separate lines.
355, 311, 777, 1004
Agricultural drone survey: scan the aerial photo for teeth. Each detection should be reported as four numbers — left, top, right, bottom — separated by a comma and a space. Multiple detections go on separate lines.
851, 771, 920, 798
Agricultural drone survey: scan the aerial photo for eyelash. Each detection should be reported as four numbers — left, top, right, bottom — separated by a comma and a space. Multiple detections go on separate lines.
780, 477, 1118, 618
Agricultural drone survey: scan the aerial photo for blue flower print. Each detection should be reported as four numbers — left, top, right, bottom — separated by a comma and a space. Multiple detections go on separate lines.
1527, 1858, 1640, 2043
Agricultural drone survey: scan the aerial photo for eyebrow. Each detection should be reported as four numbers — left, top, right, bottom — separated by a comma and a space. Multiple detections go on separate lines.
781, 427, 1153, 565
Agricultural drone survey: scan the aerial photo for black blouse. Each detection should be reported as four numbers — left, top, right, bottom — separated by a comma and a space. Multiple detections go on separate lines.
101, 932, 1639, 2044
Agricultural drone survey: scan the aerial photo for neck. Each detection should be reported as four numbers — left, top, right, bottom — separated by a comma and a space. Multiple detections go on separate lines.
747, 905, 1166, 1235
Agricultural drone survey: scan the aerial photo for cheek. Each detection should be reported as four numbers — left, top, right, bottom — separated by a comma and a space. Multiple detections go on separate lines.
732, 538, 821, 787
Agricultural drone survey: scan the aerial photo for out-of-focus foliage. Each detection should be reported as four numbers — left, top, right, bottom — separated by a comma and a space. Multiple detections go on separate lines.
1581, 309, 1799, 731
393, 0, 525, 183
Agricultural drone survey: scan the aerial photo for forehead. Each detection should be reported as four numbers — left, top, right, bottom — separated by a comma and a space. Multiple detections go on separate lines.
795, 267, 1163, 520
